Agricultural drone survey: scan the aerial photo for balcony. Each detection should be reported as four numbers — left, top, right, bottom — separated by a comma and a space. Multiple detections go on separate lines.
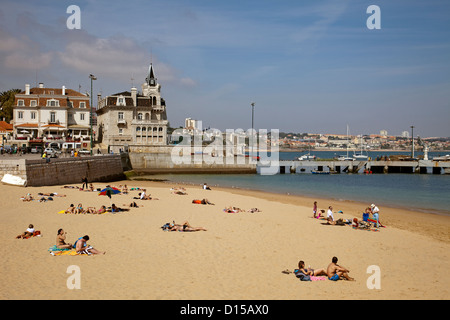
131, 119, 168, 126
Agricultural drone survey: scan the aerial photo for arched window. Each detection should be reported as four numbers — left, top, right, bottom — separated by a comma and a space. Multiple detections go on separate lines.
136, 127, 141, 134
153, 96, 157, 105
137, 113, 143, 120
145, 113, 150, 120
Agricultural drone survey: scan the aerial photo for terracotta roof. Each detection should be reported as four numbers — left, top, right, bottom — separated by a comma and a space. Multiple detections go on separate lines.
0, 121, 13, 131
24, 87, 88, 97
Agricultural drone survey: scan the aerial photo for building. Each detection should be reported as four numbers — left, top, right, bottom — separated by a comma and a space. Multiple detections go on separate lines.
96, 63, 168, 152
11, 83, 91, 150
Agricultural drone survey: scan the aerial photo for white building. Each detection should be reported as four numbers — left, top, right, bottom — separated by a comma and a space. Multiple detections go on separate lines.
12, 83, 91, 150
96, 64, 169, 152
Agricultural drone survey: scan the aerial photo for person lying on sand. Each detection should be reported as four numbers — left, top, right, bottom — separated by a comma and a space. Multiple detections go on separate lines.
75, 235, 106, 255
247, 208, 261, 213
56, 229, 72, 249
224, 206, 243, 213
22, 193, 33, 201
65, 204, 75, 214
167, 221, 207, 232
171, 187, 187, 195
38, 192, 66, 197
16, 224, 36, 239
297, 260, 327, 277
192, 199, 214, 205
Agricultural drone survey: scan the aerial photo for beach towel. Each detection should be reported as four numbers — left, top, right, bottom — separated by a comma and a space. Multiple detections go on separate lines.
23, 231, 41, 239
49, 249, 82, 256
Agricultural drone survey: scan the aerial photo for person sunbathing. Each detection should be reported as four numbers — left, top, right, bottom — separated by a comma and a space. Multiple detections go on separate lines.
171, 187, 187, 195
247, 208, 261, 213
22, 193, 33, 201
297, 260, 327, 277
167, 221, 207, 232
225, 206, 243, 213
56, 229, 72, 249
74, 203, 85, 214
16, 224, 36, 239
75, 235, 105, 255
192, 199, 214, 205
65, 204, 75, 214
38, 192, 66, 197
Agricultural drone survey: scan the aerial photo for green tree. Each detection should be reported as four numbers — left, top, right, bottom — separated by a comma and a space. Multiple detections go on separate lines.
0, 89, 21, 123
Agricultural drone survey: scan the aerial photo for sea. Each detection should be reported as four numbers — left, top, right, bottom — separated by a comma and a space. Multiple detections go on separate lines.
135, 150, 450, 216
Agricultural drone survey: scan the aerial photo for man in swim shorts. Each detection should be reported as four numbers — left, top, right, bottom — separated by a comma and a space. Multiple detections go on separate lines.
326, 256, 354, 281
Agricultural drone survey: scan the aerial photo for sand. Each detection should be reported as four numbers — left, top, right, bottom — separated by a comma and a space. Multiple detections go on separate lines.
0, 179, 449, 300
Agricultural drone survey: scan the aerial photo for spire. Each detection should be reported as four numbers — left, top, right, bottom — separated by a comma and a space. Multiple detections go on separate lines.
146, 63, 157, 86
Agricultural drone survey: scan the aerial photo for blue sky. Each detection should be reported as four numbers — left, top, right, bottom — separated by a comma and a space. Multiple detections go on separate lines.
1, 0, 449, 137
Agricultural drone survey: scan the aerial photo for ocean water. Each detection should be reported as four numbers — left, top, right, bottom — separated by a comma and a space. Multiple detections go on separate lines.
135, 151, 450, 216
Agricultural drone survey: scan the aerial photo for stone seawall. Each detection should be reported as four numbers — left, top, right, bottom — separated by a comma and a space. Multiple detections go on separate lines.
128, 151, 257, 174
0, 155, 125, 187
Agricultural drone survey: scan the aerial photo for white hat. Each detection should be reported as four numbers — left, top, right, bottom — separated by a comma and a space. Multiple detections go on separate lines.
371, 204, 375, 207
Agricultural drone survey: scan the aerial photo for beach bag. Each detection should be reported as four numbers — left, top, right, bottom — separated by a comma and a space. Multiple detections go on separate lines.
294, 269, 311, 281
362, 213, 369, 221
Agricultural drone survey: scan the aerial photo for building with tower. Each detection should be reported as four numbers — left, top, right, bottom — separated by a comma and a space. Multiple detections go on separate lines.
96, 63, 169, 152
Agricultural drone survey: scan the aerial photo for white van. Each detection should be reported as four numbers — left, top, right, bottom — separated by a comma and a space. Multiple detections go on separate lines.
62, 142, 82, 150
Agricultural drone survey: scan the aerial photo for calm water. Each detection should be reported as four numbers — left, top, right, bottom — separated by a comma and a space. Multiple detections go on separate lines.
136, 151, 450, 216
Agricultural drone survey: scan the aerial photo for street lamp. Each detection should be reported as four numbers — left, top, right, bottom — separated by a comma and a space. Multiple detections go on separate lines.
89, 74, 97, 156
251, 102, 255, 158
410, 125, 415, 159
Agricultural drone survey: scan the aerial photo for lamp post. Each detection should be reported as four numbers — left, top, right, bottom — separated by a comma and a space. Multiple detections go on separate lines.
250, 102, 255, 158
89, 74, 97, 156
410, 125, 415, 158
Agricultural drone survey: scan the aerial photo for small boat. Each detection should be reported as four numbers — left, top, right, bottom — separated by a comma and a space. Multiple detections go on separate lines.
297, 153, 316, 161
311, 170, 330, 175
433, 154, 450, 161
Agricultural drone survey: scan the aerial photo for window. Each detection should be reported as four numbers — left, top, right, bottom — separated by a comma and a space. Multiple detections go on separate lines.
30, 100, 37, 107
118, 112, 124, 120
17, 100, 24, 106
50, 112, 56, 123
68, 101, 73, 108
80, 113, 85, 121
79, 102, 86, 108
18, 111, 23, 119
137, 113, 143, 120
31, 112, 36, 120
119, 128, 123, 135
47, 99, 59, 107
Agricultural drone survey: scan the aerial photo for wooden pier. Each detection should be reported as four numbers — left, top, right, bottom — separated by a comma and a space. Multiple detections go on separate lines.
257, 160, 450, 174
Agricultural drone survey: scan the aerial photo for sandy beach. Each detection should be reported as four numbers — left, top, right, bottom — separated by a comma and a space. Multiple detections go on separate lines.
0, 179, 449, 300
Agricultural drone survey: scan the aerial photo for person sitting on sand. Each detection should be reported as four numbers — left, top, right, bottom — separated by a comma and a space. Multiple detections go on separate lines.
203, 183, 211, 190
74, 203, 85, 214
167, 221, 207, 232
122, 184, 128, 194
56, 229, 72, 249
326, 206, 335, 224
326, 256, 354, 281
16, 224, 35, 239
138, 192, 158, 200
297, 260, 327, 277
75, 235, 105, 255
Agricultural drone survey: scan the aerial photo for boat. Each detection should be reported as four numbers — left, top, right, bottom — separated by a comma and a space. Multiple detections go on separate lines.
1, 173, 27, 186
337, 125, 354, 161
311, 170, 330, 174
297, 153, 316, 161
353, 134, 368, 160
433, 154, 450, 161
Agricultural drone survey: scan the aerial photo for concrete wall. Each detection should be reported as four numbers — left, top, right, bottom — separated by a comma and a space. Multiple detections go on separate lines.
0, 155, 125, 187
129, 150, 256, 174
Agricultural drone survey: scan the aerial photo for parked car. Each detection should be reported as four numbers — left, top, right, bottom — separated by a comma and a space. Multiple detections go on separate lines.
78, 149, 91, 155
43, 148, 61, 158
30, 146, 43, 154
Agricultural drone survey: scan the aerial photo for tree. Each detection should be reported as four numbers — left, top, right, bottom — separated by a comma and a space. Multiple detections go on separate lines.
0, 89, 21, 123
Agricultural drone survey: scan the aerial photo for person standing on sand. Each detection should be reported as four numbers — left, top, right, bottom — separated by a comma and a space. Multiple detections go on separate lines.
327, 256, 354, 281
